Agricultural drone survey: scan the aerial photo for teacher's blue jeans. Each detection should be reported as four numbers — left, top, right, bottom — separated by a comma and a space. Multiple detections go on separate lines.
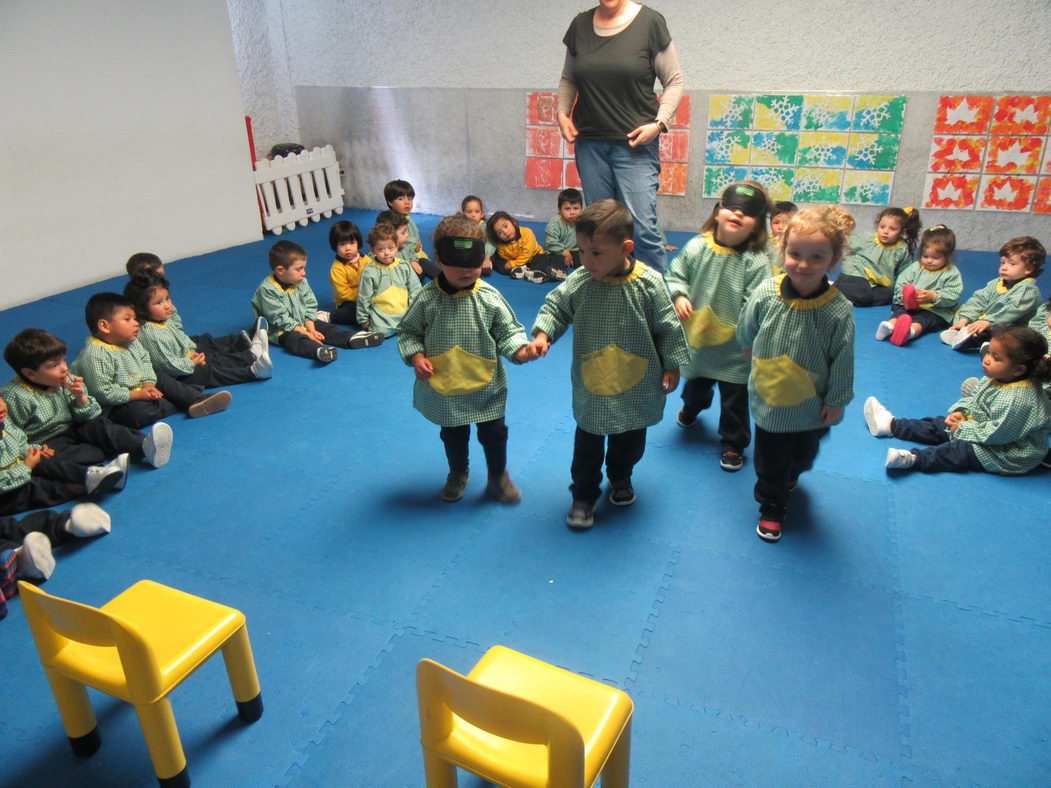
574, 138, 667, 273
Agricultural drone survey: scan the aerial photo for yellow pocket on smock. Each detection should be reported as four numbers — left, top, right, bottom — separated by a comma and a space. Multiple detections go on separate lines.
581, 344, 648, 396
373, 285, 409, 315
753, 355, 818, 406
684, 305, 737, 348
428, 346, 496, 396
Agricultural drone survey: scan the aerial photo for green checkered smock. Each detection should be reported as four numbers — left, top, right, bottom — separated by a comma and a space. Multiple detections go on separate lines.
840, 234, 911, 287
401, 215, 430, 265
357, 258, 422, 336
765, 237, 784, 277
737, 275, 855, 433
892, 262, 963, 324
251, 274, 319, 341
0, 421, 34, 494
544, 216, 578, 254
947, 378, 1051, 474
138, 320, 197, 376
665, 232, 770, 384
532, 262, 689, 435
397, 280, 529, 428
72, 337, 158, 408
1028, 303, 1050, 340
957, 277, 1041, 325
1, 377, 101, 443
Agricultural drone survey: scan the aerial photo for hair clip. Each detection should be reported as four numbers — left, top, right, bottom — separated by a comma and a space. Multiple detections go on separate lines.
903, 206, 915, 214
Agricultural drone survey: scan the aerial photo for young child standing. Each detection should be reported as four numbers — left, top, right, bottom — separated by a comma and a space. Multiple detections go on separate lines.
875, 225, 963, 345
766, 200, 797, 276
666, 182, 773, 472
398, 215, 536, 504
486, 212, 552, 282
544, 188, 583, 271
252, 240, 384, 364
384, 179, 439, 280
866, 325, 1051, 474
529, 199, 689, 529
460, 195, 494, 276
736, 205, 857, 542
836, 206, 921, 306
357, 223, 423, 337
941, 236, 1044, 351
326, 220, 371, 325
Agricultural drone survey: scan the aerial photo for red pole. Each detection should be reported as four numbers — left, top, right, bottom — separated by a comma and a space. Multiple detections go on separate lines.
245, 115, 265, 228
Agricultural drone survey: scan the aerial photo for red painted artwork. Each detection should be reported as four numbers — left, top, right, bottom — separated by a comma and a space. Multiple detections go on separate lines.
1033, 178, 1051, 214
924, 174, 978, 210
526, 92, 559, 126
977, 175, 1035, 211
526, 126, 563, 158
665, 93, 692, 128
524, 157, 564, 190
928, 136, 986, 172
566, 141, 575, 159
985, 136, 1043, 175
990, 95, 1051, 136
658, 130, 690, 162
564, 160, 581, 189
933, 96, 993, 135
658, 163, 688, 195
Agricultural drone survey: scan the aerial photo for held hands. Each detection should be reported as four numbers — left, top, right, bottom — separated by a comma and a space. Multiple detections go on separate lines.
661, 368, 680, 394
944, 411, 966, 431
514, 344, 540, 363
528, 333, 551, 358
673, 295, 693, 321
626, 122, 662, 148
557, 111, 578, 143
819, 406, 844, 426
64, 374, 88, 405
411, 353, 434, 381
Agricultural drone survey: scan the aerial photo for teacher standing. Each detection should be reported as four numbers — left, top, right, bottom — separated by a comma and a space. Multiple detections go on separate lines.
557, 0, 684, 273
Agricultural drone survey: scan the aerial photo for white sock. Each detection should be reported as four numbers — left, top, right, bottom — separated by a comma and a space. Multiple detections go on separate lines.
66, 503, 112, 537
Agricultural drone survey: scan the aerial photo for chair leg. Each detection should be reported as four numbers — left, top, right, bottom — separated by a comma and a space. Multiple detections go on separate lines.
422, 749, 458, 787
601, 720, 632, 788
43, 668, 101, 758
133, 697, 188, 788
220, 624, 263, 722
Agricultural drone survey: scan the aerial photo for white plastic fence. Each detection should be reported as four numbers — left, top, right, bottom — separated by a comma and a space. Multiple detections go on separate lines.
254, 145, 345, 234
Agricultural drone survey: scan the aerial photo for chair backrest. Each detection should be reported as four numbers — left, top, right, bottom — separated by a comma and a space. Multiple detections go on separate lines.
18, 581, 164, 701
416, 658, 585, 787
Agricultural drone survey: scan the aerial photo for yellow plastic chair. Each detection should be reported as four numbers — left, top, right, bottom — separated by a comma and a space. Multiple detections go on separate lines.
18, 579, 263, 788
416, 645, 633, 788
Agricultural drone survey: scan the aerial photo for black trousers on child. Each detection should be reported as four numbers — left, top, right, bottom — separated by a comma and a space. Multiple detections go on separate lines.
0, 468, 81, 517
836, 275, 892, 306
0, 508, 73, 551
440, 418, 507, 476
277, 321, 360, 359
889, 306, 949, 334
681, 377, 751, 452
191, 332, 250, 355
891, 417, 984, 472
753, 426, 828, 520
330, 300, 359, 326
570, 427, 647, 503
108, 372, 204, 429
47, 417, 145, 464
177, 347, 258, 388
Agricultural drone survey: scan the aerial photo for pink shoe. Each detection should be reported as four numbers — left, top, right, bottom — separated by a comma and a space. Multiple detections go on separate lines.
901, 284, 919, 311
890, 315, 913, 346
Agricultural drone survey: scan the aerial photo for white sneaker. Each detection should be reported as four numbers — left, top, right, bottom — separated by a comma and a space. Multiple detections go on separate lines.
863, 396, 893, 437
885, 447, 916, 469
960, 376, 980, 398
18, 532, 55, 580
510, 267, 526, 279
250, 329, 269, 361
85, 462, 124, 496
67, 503, 112, 537
142, 422, 173, 468
251, 353, 274, 379
875, 320, 894, 341
315, 310, 331, 323
524, 270, 546, 283
109, 453, 130, 491
551, 269, 568, 281
940, 328, 960, 346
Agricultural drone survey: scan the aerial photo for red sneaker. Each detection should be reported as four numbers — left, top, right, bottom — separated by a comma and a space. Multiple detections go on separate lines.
901, 284, 919, 311
890, 315, 913, 345
756, 519, 782, 542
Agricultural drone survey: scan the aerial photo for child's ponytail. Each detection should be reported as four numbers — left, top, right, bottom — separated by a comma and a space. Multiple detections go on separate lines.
901, 207, 922, 256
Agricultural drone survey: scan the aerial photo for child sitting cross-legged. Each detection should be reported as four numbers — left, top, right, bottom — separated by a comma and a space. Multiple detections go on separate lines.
398, 214, 538, 503
544, 188, 583, 272
325, 220, 371, 326
73, 292, 232, 428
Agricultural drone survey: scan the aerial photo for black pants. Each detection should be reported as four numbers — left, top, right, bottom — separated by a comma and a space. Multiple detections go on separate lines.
47, 418, 145, 464
0, 508, 74, 551
277, 320, 360, 359
177, 347, 258, 388
491, 253, 520, 277
889, 306, 949, 334
0, 470, 81, 517
330, 301, 359, 326
439, 418, 507, 476
108, 372, 204, 429
836, 274, 892, 307
681, 377, 751, 452
191, 332, 249, 355
753, 426, 827, 520
525, 253, 571, 281
891, 417, 984, 472
570, 427, 647, 503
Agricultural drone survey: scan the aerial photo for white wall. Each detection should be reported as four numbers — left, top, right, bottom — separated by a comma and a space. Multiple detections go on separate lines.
0, 0, 262, 309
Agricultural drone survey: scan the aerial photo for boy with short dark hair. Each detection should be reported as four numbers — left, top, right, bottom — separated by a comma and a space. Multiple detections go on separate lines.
529, 199, 690, 528
251, 240, 383, 364
544, 187, 583, 270
383, 179, 439, 280
72, 292, 232, 428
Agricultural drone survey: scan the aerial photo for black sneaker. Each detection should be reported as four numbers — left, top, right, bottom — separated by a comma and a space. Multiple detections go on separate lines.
609, 479, 636, 506
676, 408, 697, 428
719, 450, 744, 472
316, 346, 338, 363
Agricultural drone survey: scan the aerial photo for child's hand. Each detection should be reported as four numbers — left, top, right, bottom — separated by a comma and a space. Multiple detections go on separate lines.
915, 289, 936, 303
411, 353, 434, 381
674, 296, 693, 321
411, 260, 424, 276
39, 444, 55, 458
819, 405, 844, 426
562, 250, 574, 266
661, 368, 680, 394
529, 333, 551, 358
64, 374, 88, 405
951, 318, 969, 330
482, 257, 493, 275
967, 320, 991, 335
24, 446, 45, 469
136, 382, 164, 400
192, 352, 207, 367
944, 411, 966, 430
514, 345, 536, 363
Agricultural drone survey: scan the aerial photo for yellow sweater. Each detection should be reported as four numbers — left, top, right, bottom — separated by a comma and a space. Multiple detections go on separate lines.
329, 255, 372, 305
496, 227, 543, 268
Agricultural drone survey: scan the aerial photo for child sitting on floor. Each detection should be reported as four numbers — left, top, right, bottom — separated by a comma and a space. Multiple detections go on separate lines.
529, 199, 689, 529
765, 200, 797, 276
384, 179, 438, 280
941, 236, 1044, 352
875, 225, 963, 345
460, 195, 494, 276
73, 293, 232, 428
836, 206, 921, 306
398, 214, 536, 504
544, 188, 583, 271
357, 223, 422, 337
326, 220, 371, 325
487, 212, 561, 283
866, 325, 1051, 474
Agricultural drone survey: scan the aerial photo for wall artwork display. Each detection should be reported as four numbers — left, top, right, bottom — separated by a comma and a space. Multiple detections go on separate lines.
703, 94, 906, 206
924, 95, 1051, 213
525, 92, 692, 195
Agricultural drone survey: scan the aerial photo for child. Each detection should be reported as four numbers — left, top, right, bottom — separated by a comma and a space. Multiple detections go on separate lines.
866, 325, 1051, 474
460, 195, 494, 276
875, 225, 963, 345
1028, 294, 1051, 342
127, 252, 182, 329
384, 179, 439, 280
941, 236, 1044, 351
252, 240, 384, 364
544, 188, 583, 271
836, 206, 921, 306
357, 224, 422, 337
529, 199, 689, 529
666, 182, 773, 472
3, 328, 172, 472
486, 212, 559, 283
127, 272, 272, 385
73, 293, 232, 428
736, 205, 857, 542
0, 395, 125, 516
326, 220, 371, 325
766, 200, 797, 276
398, 214, 536, 503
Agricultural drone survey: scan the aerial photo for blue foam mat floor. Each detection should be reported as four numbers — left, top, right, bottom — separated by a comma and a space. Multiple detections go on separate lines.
1, 209, 1048, 786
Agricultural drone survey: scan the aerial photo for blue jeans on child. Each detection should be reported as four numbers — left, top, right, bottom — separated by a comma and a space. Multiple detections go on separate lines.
891, 417, 984, 472
574, 138, 667, 273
